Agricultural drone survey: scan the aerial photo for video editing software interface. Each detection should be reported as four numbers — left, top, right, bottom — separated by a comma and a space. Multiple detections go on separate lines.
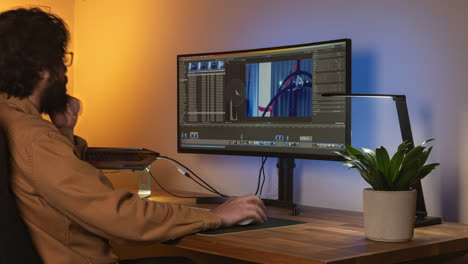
177, 39, 350, 158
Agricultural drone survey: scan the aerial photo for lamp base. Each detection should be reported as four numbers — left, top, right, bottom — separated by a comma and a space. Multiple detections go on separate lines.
415, 216, 442, 227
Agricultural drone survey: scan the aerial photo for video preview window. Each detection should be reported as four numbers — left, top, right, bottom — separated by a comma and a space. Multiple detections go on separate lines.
245, 59, 313, 118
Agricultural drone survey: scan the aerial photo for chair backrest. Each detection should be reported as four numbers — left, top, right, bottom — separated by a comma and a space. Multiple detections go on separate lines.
0, 128, 43, 264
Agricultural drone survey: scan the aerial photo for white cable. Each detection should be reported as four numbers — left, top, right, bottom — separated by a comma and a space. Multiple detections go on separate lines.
156, 156, 188, 177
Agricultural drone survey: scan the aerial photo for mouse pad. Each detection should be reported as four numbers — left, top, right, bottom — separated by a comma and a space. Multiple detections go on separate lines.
197, 217, 307, 236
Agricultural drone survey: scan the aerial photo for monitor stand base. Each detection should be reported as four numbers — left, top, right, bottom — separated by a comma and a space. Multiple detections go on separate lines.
263, 198, 298, 216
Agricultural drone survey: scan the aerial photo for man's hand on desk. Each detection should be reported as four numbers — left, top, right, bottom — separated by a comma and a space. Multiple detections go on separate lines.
211, 195, 267, 227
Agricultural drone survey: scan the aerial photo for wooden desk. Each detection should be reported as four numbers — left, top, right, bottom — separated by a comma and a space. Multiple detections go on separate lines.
161, 198, 468, 264
114, 191, 468, 264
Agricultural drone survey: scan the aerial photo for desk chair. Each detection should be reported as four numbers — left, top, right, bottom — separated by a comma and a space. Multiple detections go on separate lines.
0, 128, 43, 264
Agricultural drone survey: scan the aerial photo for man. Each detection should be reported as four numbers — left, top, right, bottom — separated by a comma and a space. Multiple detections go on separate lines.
0, 8, 266, 264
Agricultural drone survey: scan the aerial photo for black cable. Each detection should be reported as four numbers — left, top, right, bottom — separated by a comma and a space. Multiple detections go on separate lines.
98, 159, 225, 198
157, 156, 228, 197
259, 157, 268, 196
255, 157, 267, 195
158, 156, 224, 196
149, 170, 207, 199
156, 156, 218, 194
254, 157, 262, 195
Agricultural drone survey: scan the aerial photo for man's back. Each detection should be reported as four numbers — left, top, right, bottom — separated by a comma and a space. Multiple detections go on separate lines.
0, 120, 43, 264
0, 94, 120, 263
0, 94, 222, 264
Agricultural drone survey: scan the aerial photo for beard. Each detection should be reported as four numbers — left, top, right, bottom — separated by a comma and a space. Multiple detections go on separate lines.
39, 75, 69, 115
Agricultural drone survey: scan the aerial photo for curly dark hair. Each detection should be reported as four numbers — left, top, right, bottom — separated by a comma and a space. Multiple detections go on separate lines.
0, 8, 69, 98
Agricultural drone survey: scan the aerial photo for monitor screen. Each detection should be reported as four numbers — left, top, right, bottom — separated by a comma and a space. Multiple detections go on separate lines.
177, 39, 351, 160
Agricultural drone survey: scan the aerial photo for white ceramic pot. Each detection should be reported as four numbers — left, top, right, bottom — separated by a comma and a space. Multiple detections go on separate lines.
363, 188, 417, 242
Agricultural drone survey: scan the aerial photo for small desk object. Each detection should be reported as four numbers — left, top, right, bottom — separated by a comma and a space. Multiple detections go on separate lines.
84, 147, 159, 198
135, 166, 153, 198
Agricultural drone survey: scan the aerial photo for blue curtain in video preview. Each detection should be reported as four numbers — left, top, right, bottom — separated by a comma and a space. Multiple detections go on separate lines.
271, 59, 312, 117
246, 59, 312, 117
246, 63, 259, 117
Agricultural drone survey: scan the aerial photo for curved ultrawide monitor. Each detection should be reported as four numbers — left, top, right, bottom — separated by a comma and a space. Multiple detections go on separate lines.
177, 39, 351, 160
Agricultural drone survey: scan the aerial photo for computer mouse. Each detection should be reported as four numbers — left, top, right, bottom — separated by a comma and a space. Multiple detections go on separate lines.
237, 218, 255, 226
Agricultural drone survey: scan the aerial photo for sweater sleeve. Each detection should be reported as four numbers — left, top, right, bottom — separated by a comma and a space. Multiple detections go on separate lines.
73, 135, 88, 159
30, 130, 222, 245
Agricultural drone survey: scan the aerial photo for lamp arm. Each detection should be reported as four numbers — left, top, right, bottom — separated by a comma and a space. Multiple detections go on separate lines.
393, 97, 427, 218
393, 97, 415, 147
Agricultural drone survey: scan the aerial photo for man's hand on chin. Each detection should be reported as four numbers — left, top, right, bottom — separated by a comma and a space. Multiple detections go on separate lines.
50, 96, 81, 143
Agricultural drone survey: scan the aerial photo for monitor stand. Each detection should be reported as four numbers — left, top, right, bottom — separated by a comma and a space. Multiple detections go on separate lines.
196, 157, 298, 216
262, 158, 298, 216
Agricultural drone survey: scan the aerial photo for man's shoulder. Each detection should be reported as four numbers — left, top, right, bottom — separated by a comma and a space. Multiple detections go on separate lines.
0, 103, 58, 144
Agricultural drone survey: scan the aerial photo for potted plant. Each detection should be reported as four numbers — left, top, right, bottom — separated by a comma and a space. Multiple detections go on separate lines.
335, 140, 439, 242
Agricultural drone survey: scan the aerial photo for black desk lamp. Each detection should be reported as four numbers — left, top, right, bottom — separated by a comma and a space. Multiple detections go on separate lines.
322, 93, 442, 227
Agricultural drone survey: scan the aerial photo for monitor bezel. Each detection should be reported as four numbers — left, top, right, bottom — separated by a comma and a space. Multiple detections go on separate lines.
177, 38, 351, 161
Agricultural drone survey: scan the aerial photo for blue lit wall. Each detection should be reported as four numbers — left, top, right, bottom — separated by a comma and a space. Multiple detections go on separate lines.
75, 0, 468, 222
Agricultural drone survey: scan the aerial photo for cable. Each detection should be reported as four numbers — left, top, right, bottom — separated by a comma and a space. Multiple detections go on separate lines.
255, 157, 267, 195
156, 156, 216, 194
259, 157, 268, 196
260, 157, 266, 196
158, 156, 225, 196
157, 156, 228, 197
148, 170, 205, 199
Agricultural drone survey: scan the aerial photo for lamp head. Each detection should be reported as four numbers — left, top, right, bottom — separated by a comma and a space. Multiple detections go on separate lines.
321, 93, 405, 100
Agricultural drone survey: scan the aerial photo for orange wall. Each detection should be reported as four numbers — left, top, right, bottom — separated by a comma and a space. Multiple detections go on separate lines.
74, 1, 182, 148
73, 0, 284, 193
74, 0, 176, 189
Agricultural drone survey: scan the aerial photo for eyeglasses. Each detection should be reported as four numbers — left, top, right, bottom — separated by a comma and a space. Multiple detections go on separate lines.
64, 52, 74, 67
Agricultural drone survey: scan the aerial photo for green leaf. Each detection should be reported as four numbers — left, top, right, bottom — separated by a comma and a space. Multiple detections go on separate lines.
342, 161, 355, 168
407, 163, 439, 188
418, 146, 433, 168
360, 147, 387, 189
375, 146, 392, 188
361, 148, 378, 170
344, 145, 365, 158
398, 141, 413, 153
342, 160, 375, 188
396, 165, 419, 190
390, 150, 404, 183
335, 146, 366, 163
400, 146, 425, 170
421, 139, 435, 146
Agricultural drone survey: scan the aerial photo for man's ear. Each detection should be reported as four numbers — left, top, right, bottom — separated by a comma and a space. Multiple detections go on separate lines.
38, 69, 51, 80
